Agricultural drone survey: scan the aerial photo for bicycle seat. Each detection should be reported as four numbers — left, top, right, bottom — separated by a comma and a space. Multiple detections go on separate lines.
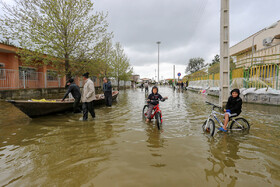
229, 113, 239, 121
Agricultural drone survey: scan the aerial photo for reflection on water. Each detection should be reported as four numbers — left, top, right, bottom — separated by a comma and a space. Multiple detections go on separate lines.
205, 134, 242, 186
0, 86, 279, 186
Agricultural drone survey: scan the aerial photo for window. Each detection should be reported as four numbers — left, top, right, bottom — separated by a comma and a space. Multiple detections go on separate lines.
47, 70, 58, 81
19, 67, 37, 80
0, 63, 5, 79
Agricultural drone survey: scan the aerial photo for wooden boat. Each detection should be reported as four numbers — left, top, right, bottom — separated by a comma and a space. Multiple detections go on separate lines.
6, 91, 119, 118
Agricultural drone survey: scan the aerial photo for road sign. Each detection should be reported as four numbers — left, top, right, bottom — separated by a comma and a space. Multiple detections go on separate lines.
177, 72, 181, 77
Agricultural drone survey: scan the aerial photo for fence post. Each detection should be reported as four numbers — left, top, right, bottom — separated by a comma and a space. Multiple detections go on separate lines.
212, 74, 214, 88
22, 71, 26, 89
207, 74, 209, 88
44, 72, 47, 88
58, 77, 61, 88
230, 70, 232, 88
276, 65, 279, 90
243, 68, 247, 88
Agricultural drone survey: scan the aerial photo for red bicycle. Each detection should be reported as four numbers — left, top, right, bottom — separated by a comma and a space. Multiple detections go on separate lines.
142, 103, 163, 130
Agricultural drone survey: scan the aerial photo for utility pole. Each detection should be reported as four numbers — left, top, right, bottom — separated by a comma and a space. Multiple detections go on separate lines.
173, 65, 175, 89
155, 69, 156, 82
156, 41, 161, 83
219, 0, 230, 107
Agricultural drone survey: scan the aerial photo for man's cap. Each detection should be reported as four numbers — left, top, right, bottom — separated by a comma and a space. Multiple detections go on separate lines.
68, 78, 74, 83
82, 72, 89, 78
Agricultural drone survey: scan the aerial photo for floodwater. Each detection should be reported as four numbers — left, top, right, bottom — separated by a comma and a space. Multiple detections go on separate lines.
0, 86, 279, 186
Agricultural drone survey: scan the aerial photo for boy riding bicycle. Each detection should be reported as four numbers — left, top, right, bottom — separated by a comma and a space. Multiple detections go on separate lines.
219, 88, 242, 132
146, 86, 168, 122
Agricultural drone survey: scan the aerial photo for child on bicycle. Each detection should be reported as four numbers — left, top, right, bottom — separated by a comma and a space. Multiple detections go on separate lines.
146, 86, 168, 122
219, 88, 242, 132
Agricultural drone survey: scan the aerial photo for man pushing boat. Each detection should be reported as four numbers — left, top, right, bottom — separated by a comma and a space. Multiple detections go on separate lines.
61, 78, 81, 113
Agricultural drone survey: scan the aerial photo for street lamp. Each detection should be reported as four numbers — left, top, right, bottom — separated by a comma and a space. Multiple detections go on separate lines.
251, 22, 278, 66
156, 41, 161, 83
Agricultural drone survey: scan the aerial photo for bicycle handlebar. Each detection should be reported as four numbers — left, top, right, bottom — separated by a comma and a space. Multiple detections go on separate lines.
147, 97, 168, 103
147, 99, 166, 104
205, 101, 222, 109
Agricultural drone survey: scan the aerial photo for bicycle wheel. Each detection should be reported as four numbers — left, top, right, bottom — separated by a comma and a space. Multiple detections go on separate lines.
202, 119, 215, 136
230, 118, 250, 131
142, 105, 148, 119
155, 112, 162, 130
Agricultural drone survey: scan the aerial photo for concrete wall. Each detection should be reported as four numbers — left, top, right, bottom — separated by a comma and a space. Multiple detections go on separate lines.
0, 88, 67, 100
241, 93, 280, 105
187, 87, 280, 106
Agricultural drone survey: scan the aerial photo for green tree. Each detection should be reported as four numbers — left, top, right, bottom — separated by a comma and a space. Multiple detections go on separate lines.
185, 57, 205, 74
0, 38, 14, 46
210, 54, 220, 66
0, 0, 111, 79
79, 37, 114, 78
111, 42, 133, 90
208, 57, 236, 74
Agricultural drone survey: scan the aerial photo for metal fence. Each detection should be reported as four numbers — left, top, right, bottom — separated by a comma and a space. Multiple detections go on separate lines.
235, 44, 280, 68
111, 80, 131, 87
187, 65, 280, 90
0, 69, 63, 90
245, 64, 279, 89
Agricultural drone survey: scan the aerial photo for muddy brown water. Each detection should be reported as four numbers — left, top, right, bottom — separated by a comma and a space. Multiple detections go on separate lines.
0, 86, 279, 186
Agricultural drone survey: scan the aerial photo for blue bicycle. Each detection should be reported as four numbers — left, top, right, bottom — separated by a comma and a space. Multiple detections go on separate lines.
202, 102, 250, 136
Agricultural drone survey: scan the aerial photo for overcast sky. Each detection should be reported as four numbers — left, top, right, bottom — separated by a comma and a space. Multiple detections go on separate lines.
93, 0, 280, 79
1, 0, 280, 80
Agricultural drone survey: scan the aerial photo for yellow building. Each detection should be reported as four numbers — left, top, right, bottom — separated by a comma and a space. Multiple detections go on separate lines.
230, 21, 280, 90
230, 20, 280, 68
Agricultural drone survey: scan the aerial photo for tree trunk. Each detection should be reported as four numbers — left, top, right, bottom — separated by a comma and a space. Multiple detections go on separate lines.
65, 53, 71, 80
117, 78, 120, 91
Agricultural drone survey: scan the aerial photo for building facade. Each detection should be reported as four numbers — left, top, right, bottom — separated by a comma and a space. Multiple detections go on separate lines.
0, 43, 67, 90
230, 20, 280, 90
0, 43, 103, 90
230, 20, 280, 67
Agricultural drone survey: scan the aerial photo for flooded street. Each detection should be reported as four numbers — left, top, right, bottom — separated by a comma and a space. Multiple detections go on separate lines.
0, 86, 279, 186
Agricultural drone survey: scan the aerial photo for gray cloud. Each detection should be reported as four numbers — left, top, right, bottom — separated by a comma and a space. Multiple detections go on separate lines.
94, 0, 280, 71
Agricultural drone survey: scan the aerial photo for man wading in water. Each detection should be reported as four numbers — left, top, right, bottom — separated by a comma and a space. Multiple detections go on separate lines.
103, 77, 112, 107
81, 72, 96, 120
61, 78, 81, 113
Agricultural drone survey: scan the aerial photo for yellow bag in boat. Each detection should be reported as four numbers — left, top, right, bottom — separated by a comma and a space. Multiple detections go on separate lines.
31, 99, 56, 102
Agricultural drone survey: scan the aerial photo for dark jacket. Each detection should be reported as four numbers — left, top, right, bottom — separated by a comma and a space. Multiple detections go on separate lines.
147, 92, 165, 105
226, 96, 242, 115
62, 83, 81, 100
103, 81, 112, 92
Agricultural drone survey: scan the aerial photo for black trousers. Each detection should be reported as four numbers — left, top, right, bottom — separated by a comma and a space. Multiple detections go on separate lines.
104, 91, 112, 106
82, 101, 95, 120
73, 97, 81, 113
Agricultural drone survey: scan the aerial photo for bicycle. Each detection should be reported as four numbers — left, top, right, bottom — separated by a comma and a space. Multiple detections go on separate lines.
142, 99, 167, 130
202, 101, 250, 136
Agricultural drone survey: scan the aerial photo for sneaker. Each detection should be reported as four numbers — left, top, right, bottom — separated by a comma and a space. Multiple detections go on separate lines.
218, 127, 228, 132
